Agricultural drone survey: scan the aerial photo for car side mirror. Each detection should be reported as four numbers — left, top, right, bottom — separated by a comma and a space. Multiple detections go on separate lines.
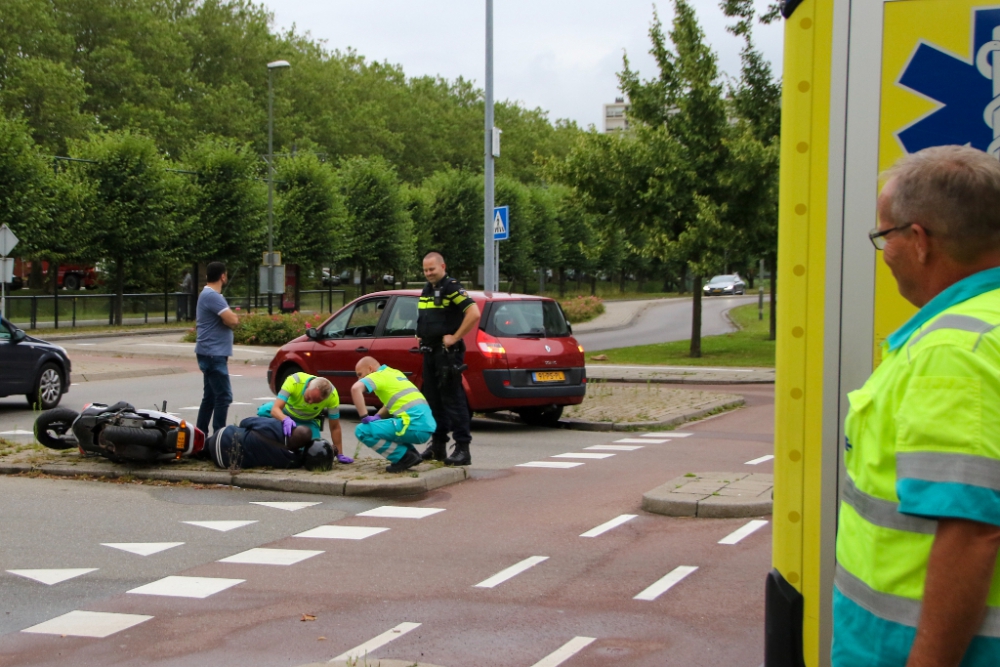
11, 329, 26, 343
567, 323, 572, 335
306, 327, 319, 340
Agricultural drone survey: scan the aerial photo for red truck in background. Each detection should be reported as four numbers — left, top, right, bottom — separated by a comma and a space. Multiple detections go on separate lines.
11, 259, 99, 290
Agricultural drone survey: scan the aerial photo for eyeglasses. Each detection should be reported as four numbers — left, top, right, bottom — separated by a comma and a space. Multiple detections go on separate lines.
868, 223, 916, 250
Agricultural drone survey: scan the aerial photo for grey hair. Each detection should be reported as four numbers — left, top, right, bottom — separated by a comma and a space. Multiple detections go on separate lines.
882, 145, 1000, 264
312, 377, 333, 401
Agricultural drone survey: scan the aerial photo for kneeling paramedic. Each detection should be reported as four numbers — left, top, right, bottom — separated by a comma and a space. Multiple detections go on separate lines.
258, 373, 352, 464
207, 416, 334, 471
351, 356, 437, 473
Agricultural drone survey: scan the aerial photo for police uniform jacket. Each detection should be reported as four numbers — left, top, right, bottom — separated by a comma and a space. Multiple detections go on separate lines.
417, 275, 473, 342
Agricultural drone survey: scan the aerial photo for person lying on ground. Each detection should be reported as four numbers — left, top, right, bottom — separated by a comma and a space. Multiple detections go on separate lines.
258, 373, 352, 464
351, 356, 437, 473
207, 416, 333, 471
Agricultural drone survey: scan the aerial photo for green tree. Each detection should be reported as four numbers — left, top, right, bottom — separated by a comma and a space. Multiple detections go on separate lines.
274, 152, 345, 270
495, 176, 535, 292
338, 156, 413, 295
415, 168, 483, 281
528, 185, 563, 293
76, 131, 174, 324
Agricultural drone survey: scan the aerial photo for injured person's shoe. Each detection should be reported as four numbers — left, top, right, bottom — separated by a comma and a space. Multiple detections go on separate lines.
385, 449, 423, 473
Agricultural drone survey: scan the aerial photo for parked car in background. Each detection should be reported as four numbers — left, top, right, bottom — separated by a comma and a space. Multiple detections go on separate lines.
0, 315, 71, 409
703, 274, 746, 296
320, 268, 342, 287
14, 259, 99, 291
267, 290, 587, 427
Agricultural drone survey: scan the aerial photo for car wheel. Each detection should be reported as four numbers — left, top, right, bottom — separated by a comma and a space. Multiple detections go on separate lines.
27, 363, 64, 410
275, 364, 303, 393
516, 405, 564, 428
34, 407, 80, 450
63, 274, 81, 291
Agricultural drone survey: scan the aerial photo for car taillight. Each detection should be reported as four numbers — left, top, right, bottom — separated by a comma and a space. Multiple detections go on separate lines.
477, 329, 506, 357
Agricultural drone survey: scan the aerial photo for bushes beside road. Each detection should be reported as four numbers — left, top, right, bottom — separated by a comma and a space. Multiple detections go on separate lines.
183, 311, 326, 346
559, 296, 605, 324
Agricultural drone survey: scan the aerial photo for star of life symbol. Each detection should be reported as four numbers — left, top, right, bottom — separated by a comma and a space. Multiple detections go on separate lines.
897, 8, 1000, 158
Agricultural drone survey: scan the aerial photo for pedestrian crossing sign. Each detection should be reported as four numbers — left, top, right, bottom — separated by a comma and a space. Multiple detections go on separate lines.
493, 206, 509, 241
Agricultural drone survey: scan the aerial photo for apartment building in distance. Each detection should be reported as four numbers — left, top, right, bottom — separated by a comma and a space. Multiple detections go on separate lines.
603, 97, 629, 133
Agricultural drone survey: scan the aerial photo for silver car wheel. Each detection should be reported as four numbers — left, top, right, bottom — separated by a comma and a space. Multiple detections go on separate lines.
39, 368, 62, 405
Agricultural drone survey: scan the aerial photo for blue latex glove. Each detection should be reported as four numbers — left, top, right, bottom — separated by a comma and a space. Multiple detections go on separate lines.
281, 417, 295, 437
336, 453, 354, 464
360, 415, 381, 425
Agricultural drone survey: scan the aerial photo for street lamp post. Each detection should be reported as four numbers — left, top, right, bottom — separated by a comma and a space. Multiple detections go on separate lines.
267, 60, 290, 315
483, 0, 495, 293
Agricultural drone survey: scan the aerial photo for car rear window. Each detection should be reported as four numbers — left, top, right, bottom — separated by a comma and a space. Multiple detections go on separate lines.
488, 300, 571, 338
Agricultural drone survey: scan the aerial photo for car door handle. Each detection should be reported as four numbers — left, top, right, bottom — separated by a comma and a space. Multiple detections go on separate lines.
409, 347, 420, 354
355, 346, 369, 353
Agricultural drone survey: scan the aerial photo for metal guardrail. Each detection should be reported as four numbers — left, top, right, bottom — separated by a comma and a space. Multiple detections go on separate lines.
1, 289, 347, 330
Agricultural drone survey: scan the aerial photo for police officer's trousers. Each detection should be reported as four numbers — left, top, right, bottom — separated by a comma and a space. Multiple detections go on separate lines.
355, 419, 432, 463
422, 347, 471, 447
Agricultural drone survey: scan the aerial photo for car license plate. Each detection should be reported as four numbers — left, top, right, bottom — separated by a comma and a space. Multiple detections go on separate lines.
533, 371, 565, 383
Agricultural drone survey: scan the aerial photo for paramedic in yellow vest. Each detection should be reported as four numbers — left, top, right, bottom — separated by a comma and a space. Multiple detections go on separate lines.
351, 356, 437, 473
833, 146, 1000, 666
258, 373, 353, 464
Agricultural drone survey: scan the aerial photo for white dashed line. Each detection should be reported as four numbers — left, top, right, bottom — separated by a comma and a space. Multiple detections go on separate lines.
615, 438, 662, 444
218, 548, 323, 566
645, 432, 692, 437
552, 452, 615, 459
22, 610, 152, 638
475, 556, 548, 588
580, 514, 637, 538
719, 520, 769, 545
177, 406, 200, 411
357, 506, 445, 519
102, 542, 184, 556
530, 636, 597, 667
294, 526, 389, 540
128, 575, 244, 599
253, 397, 274, 401
745, 455, 775, 465
634, 566, 698, 601
516, 461, 584, 469
330, 622, 422, 662
585, 444, 643, 451
7, 568, 98, 585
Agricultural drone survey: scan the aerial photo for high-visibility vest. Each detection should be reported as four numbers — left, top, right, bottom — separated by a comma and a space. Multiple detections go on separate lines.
280, 373, 339, 422
836, 282, 1000, 663
364, 365, 432, 435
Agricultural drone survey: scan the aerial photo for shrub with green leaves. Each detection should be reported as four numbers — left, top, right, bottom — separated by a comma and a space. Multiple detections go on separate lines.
559, 295, 605, 324
182, 311, 327, 346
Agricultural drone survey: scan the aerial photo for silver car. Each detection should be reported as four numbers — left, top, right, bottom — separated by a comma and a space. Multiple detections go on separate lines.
703, 274, 746, 296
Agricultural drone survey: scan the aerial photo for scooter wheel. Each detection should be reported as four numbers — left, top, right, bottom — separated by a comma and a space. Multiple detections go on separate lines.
34, 408, 80, 450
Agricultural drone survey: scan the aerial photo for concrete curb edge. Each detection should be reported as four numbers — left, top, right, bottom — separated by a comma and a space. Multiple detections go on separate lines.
482, 396, 745, 432
0, 462, 468, 497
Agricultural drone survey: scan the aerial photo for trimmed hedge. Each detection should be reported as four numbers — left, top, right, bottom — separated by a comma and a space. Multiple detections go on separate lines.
182, 311, 327, 346
559, 295, 605, 324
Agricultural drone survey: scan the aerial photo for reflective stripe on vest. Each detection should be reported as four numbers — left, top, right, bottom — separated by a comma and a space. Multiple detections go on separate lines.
282, 373, 324, 421
367, 366, 428, 419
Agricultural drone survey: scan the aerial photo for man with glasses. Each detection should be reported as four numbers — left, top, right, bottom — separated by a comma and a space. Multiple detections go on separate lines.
834, 145, 1000, 666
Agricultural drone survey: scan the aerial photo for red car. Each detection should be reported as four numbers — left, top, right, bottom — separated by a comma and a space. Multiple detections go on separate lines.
267, 290, 587, 426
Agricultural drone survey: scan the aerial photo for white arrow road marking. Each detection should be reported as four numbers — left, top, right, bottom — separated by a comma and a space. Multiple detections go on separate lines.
182, 520, 257, 532
250, 501, 322, 512
102, 542, 184, 556
7, 569, 97, 585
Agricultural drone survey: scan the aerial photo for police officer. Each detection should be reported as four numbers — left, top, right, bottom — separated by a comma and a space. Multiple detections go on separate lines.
416, 252, 480, 466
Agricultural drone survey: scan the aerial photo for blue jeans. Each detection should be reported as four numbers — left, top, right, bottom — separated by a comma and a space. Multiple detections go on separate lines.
196, 354, 232, 434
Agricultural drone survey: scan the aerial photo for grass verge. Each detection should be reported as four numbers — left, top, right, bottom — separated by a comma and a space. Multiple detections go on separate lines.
587, 302, 774, 368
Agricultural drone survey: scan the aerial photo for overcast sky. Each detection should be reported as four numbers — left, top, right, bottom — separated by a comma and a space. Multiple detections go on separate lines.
268, 0, 784, 131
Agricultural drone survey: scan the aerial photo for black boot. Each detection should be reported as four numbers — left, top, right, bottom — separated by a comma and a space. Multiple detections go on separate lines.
444, 442, 471, 466
421, 440, 447, 462
386, 448, 423, 473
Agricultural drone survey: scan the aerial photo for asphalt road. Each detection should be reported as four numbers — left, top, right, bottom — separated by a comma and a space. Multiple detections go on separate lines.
575, 295, 760, 352
0, 364, 776, 666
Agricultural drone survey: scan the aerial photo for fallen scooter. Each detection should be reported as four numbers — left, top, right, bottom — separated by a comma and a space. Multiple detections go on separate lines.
34, 401, 205, 463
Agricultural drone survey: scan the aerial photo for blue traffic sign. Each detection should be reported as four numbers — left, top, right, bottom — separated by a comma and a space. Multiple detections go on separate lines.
493, 206, 510, 241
